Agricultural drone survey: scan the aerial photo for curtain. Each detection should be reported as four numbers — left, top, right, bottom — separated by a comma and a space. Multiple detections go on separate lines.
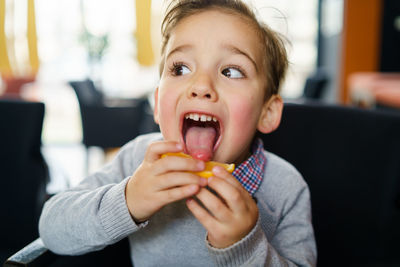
27, 0, 39, 76
0, 0, 39, 78
0, 0, 12, 77
135, 0, 154, 66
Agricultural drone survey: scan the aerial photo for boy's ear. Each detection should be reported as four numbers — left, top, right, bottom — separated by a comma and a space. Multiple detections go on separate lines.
257, 95, 283, 134
153, 87, 160, 124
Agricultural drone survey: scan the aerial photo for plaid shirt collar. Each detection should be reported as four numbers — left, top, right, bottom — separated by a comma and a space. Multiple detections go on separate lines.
232, 138, 266, 195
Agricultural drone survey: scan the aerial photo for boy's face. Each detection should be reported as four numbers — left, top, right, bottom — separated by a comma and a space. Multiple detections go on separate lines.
155, 10, 282, 164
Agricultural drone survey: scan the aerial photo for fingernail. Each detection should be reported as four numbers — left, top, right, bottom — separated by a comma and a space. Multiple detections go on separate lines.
200, 178, 207, 186
188, 184, 198, 193
197, 161, 205, 170
212, 166, 223, 174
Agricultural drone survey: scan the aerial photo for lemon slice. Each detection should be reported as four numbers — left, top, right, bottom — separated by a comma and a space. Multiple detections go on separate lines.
161, 152, 235, 178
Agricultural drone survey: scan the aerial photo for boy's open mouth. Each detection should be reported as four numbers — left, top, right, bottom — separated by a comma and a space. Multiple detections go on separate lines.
182, 112, 221, 161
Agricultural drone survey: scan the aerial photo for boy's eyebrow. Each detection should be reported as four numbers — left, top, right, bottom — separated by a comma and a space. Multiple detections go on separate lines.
166, 44, 193, 61
222, 44, 259, 73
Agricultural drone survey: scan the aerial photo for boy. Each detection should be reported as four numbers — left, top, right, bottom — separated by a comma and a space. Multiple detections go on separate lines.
39, 0, 316, 266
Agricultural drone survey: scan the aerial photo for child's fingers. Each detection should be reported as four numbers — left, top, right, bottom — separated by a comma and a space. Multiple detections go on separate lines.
212, 166, 243, 190
144, 141, 182, 162
207, 175, 249, 213
156, 172, 207, 190
186, 197, 218, 230
194, 187, 231, 221
159, 184, 201, 204
153, 156, 204, 176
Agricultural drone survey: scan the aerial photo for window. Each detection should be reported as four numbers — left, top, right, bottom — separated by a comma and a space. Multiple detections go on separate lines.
4, 0, 317, 144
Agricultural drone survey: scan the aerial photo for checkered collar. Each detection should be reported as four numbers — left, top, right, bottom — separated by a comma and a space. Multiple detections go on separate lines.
232, 138, 266, 195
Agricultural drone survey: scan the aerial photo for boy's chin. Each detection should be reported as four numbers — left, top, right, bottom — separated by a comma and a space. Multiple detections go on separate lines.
209, 151, 231, 164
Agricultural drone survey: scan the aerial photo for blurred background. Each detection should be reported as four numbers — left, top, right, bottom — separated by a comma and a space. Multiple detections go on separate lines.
1, 0, 400, 264
0, 0, 399, 202
2, 0, 400, 264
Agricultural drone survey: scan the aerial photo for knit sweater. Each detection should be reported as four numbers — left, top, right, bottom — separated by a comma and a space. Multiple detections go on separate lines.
39, 133, 316, 266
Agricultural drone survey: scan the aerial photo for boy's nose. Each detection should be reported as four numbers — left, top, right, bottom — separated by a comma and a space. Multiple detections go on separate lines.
187, 75, 218, 101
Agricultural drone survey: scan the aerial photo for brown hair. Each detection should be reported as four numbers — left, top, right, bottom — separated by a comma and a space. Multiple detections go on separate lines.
159, 0, 288, 98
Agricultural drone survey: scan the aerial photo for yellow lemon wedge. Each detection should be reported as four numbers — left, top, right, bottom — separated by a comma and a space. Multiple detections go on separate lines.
161, 152, 235, 178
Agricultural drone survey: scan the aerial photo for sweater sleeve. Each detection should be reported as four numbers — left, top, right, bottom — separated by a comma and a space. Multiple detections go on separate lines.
39, 135, 154, 255
207, 154, 316, 266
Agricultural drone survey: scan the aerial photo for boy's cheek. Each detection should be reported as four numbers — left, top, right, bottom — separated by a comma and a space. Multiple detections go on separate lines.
157, 98, 182, 141
218, 100, 260, 163
229, 100, 260, 134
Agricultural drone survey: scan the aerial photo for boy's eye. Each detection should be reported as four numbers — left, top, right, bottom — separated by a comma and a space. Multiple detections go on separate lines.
222, 67, 244, 79
171, 63, 191, 76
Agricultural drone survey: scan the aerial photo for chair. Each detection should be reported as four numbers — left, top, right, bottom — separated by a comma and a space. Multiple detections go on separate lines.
302, 68, 329, 100
69, 79, 159, 170
5, 102, 400, 267
261, 102, 400, 266
0, 99, 49, 264
3, 238, 132, 267
69, 79, 159, 148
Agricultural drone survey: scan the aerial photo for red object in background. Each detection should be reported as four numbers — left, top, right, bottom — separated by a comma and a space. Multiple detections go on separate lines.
348, 72, 400, 109
0, 76, 35, 99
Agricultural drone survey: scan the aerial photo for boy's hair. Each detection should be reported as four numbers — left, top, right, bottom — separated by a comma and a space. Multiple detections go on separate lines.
159, 0, 288, 98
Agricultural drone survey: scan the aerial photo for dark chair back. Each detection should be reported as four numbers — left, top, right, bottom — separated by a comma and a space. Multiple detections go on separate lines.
0, 100, 48, 262
261, 102, 400, 266
3, 237, 132, 267
69, 80, 103, 106
303, 69, 329, 99
69, 79, 159, 149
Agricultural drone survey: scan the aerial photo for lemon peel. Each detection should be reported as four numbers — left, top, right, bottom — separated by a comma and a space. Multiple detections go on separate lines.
161, 152, 235, 178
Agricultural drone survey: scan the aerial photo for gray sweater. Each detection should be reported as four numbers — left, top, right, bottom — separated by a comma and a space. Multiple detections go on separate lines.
39, 133, 316, 266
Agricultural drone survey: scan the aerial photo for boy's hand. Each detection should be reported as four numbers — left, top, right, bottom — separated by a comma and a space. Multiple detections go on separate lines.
186, 166, 259, 248
125, 141, 207, 222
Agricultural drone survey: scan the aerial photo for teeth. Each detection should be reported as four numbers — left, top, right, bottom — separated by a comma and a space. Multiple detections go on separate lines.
185, 113, 218, 122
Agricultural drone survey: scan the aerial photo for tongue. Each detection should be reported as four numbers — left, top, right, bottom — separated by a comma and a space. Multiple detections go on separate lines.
185, 126, 216, 161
